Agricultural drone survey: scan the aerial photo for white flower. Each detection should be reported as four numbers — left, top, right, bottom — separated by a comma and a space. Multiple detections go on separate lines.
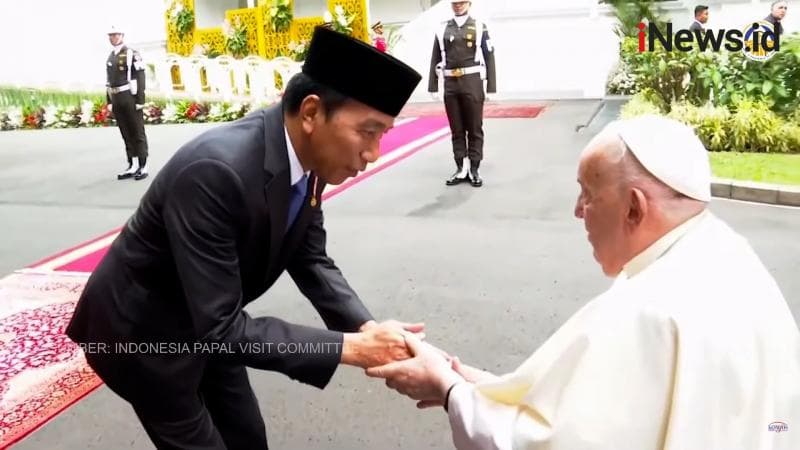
43, 105, 60, 127
162, 104, 178, 123
334, 5, 344, 16
209, 103, 224, 120
79, 100, 94, 125
170, 2, 183, 20
57, 110, 74, 127
337, 15, 348, 27
323, 11, 333, 23
7, 107, 23, 128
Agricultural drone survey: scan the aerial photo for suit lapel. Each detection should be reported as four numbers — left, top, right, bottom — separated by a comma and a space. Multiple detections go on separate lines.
262, 105, 291, 273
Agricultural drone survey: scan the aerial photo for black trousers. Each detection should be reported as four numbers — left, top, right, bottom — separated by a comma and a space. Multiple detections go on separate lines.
86, 353, 268, 449
443, 73, 485, 162
111, 92, 148, 163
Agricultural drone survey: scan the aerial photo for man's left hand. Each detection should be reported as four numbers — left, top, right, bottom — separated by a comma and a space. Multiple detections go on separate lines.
135, 104, 144, 110
366, 334, 463, 403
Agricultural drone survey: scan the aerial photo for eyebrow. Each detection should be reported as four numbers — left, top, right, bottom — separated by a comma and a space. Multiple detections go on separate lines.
359, 119, 389, 131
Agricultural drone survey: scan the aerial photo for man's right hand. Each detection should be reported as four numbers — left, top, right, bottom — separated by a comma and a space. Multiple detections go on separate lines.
107, 104, 113, 112
341, 323, 412, 369
430, 92, 440, 101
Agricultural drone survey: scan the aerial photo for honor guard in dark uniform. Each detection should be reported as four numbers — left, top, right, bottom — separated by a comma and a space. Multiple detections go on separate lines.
428, 0, 496, 187
106, 25, 149, 181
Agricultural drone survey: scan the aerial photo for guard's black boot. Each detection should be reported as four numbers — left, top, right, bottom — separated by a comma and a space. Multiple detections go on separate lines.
469, 160, 483, 187
445, 158, 469, 186
117, 159, 136, 180
134, 158, 149, 181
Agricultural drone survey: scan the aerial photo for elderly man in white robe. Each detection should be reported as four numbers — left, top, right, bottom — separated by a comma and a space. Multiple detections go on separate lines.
368, 115, 800, 450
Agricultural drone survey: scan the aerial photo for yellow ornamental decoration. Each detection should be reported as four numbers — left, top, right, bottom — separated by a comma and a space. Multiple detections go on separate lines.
194, 28, 225, 56
291, 17, 326, 46
166, 0, 195, 55
165, 0, 369, 59
225, 9, 261, 57
328, 0, 368, 42
262, 1, 293, 59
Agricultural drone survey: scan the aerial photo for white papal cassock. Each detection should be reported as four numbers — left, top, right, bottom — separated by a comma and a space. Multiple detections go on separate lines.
447, 211, 800, 450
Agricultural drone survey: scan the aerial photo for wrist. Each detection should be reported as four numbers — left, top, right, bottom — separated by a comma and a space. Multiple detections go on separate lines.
340, 332, 363, 366
438, 369, 465, 401
359, 320, 377, 332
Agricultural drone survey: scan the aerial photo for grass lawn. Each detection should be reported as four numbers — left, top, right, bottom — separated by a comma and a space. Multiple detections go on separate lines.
709, 152, 800, 186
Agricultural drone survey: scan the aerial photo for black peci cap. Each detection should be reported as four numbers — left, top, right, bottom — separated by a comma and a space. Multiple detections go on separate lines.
302, 26, 421, 117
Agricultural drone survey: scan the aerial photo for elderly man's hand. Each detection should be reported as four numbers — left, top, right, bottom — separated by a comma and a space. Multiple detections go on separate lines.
366, 334, 463, 404
451, 357, 499, 384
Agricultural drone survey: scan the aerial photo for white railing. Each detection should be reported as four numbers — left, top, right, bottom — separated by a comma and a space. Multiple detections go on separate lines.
151, 54, 304, 103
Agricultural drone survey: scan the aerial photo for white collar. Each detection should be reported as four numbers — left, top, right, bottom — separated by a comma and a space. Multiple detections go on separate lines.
621, 210, 708, 278
113, 43, 125, 54
693, 19, 704, 27
284, 126, 308, 186
454, 14, 470, 27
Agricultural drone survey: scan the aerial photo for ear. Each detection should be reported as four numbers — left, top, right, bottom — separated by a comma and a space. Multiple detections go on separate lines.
299, 95, 322, 134
627, 187, 648, 227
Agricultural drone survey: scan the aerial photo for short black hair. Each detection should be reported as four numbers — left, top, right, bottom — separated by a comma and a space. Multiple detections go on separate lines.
695, 5, 708, 16
282, 72, 349, 119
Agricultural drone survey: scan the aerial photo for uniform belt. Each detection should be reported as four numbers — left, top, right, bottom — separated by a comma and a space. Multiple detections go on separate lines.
443, 66, 482, 77
107, 84, 130, 94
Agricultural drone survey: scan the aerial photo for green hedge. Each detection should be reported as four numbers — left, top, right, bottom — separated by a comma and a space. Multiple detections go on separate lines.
611, 29, 800, 153
608, 33, 800, 120
622, 93, 800, 153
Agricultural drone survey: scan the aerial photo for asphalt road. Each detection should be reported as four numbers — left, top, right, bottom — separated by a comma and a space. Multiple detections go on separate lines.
1, 101, 798, 449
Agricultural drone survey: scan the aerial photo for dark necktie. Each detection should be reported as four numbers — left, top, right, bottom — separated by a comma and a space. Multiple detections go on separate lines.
286, 174, 308, 232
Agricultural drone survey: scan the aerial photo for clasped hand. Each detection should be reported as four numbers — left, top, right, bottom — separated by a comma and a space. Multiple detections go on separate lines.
345, 320, 499, 409
341, 320, 424, 369
365, 334, 500, 409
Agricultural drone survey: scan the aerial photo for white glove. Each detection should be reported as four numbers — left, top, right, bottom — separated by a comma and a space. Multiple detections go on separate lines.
135, 104, 144, 110
430, 92, 440, 101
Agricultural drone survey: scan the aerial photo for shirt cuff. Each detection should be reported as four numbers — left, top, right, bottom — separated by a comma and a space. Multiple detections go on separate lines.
447, 382, 474, 419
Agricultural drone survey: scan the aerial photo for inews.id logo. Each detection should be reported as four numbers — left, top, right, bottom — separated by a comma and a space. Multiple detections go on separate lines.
768, 421, 789, 433
637, 21, 781, 61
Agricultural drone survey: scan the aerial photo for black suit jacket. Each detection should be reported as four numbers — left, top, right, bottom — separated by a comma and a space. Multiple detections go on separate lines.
67, 105, 373, 391
765, 15, 784, 36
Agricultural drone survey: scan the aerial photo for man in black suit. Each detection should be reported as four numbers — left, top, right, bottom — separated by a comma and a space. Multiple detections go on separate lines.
689, 5, 709, 32
67, 27, 423, 449
765, 1, 788, 36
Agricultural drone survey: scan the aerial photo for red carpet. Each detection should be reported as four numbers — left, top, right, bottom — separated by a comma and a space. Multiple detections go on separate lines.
0, 272, 98, 449
0, 115, 452, 448
399, 101, 545, 119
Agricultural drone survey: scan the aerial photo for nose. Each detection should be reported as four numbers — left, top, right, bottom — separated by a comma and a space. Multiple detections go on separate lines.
362, 142, 380, 164
574, 198, 584, 219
